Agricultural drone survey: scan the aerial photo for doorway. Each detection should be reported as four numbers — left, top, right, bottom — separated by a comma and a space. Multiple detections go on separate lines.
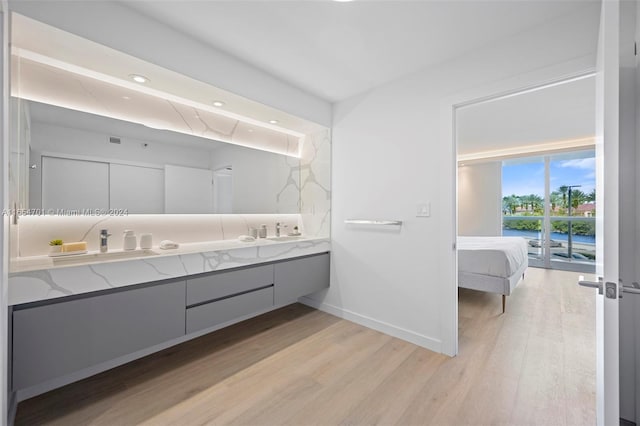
453, 74, 598, 420
456, 73, 597, 272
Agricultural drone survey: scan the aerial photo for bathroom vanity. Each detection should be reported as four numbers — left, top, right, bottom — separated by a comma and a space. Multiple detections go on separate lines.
9, 237, 330, 400
6, 13, 333, 406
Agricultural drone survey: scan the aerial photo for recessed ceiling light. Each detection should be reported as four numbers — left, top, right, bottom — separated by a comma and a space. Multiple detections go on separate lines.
129, 74, 149, 84
122, 96, 131, 100
269, 119, 279, 124
248, 129, 254, 133
212, 100, 225, 107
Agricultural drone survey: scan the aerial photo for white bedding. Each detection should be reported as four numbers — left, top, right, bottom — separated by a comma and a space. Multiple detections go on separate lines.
458, 236, 528, 278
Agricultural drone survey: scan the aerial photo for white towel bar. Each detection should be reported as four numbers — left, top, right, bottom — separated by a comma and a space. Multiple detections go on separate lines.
344, 219, 403, 226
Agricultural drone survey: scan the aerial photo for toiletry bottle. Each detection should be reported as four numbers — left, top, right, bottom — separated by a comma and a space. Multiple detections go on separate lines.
259, 224, 267, 238
248, 227, 258, 239
140, 233, 153, 250
123, 230, 137, 251
100, 229, 112, 253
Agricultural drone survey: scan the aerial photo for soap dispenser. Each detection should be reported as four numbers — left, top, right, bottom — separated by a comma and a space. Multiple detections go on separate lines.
123, 230, 137, 251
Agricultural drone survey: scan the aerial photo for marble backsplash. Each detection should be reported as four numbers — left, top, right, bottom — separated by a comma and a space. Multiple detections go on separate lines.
14, 214, 301, 258
300, 128, 331, 237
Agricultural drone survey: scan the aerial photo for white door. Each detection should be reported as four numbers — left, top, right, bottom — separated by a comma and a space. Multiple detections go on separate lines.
589, 0, 620, 424
41, 156, 109, 211
110, 164, 164, 214
164, 164, 213, 214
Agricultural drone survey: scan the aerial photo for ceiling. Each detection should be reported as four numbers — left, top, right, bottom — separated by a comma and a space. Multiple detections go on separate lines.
457, 75, 596, 159
123, 0, 600, 103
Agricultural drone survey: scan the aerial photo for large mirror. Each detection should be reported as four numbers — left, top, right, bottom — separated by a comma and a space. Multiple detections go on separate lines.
9, 14, 307, 215
15, 99, 300, 214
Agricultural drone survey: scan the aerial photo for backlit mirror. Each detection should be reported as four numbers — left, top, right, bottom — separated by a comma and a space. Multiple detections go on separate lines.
21, 100, 300, 214
9, 14, 308, 215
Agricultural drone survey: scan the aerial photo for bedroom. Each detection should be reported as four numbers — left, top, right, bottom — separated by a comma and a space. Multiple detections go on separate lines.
455, 74, 598, 416
456, 73, 597, 308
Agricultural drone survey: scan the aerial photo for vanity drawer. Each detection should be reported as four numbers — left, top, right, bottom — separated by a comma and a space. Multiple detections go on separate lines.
186, 286, 274, 334
186, 265, 274, 306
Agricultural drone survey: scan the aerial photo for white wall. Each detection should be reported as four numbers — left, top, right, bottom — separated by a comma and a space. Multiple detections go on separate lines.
7, 0, 331, 128
305, 5, 599, 355
457, 162, 501, 236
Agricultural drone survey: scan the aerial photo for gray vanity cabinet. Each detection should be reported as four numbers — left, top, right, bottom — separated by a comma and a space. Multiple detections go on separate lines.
185, 264, 275, 334
12, 280, 186, 390
274, 253, 330, 305
11, 252, 330, 395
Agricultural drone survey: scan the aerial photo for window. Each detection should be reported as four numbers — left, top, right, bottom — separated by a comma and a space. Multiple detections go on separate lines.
502, 150, 595, 272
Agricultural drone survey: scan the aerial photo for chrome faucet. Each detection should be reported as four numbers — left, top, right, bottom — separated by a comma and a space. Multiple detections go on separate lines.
275, 222, 281, 237
99, 229, 112, 253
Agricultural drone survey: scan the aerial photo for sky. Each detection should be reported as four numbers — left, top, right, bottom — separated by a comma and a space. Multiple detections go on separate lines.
502, 154, 595, 198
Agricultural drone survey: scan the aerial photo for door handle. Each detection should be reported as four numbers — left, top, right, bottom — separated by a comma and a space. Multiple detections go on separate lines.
578, 275, 603, 295
622, 282, 640, 297
623, 286, 640, 296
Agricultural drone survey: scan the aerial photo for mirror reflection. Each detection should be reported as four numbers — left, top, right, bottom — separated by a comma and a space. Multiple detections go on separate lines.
19, 99, 300, 214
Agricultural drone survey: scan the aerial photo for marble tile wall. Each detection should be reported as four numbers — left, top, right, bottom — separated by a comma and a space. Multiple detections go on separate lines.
15, 214, 301, 257
300, 128, 331, 238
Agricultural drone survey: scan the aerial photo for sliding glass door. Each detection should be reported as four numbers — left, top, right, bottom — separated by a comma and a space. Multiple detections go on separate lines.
502, 149, 595, 272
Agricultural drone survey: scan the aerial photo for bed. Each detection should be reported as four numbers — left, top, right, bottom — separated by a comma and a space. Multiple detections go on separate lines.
457, 236, 528, 313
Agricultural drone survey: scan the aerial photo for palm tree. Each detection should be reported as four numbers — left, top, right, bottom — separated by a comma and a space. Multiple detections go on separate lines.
519, 194, 532, 212
570, 189, 587, 211
586, 188, 596, 203
502, 195, 520, 215
558, 185, 569, 208
549, 191, 562, 211
530, 194, 543, 211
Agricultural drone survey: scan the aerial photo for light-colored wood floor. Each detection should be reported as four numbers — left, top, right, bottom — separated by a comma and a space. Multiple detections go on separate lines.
15, 267, 595, 425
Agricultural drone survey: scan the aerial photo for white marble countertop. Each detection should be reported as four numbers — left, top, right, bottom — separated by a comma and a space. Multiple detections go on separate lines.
9, 236, 330, 306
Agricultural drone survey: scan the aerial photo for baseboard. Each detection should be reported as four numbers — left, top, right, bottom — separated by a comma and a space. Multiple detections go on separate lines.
7, 391, 17, 426
298, 296, 443, 354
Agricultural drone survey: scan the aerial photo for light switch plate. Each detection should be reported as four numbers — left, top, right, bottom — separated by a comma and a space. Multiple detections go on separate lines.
416, 203, 430, 217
